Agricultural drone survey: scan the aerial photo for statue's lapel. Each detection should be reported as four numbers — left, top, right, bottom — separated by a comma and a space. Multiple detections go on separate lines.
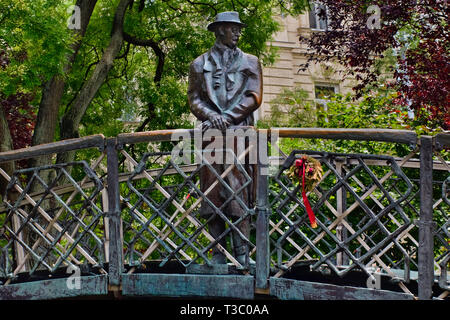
226, 50, 248, 103
203, 51, 222, 111
202, 48, 249, 111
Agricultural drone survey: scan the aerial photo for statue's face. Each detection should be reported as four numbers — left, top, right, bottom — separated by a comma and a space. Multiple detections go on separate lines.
217, 23, 242, 48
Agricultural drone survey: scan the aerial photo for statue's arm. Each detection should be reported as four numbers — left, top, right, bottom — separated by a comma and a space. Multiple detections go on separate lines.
187, 60, 221, 122
223, 56, 263, 124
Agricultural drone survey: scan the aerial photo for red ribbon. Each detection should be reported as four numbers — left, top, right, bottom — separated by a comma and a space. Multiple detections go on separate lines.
295, 158, 317, 228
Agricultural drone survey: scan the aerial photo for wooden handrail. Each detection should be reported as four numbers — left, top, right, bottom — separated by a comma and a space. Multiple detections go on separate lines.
272, 128, 418, 145
1, 128, 445, 165
0, 134, 105, 164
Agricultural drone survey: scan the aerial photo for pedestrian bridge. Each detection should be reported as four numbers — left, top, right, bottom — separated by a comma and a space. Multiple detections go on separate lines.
0, 127, 448, 300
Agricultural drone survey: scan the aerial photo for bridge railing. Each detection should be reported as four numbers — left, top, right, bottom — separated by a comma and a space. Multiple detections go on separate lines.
0, 128, 448, 300
0, 135, 108, 297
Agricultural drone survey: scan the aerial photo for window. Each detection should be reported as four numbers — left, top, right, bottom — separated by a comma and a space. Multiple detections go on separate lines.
309, 2, 328, 31
314, 84, 338, 122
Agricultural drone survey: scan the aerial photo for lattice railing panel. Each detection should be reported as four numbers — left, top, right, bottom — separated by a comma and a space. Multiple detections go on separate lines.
119, 145, 256, 271
269, 150, 417, 294
0, 159, 107, 281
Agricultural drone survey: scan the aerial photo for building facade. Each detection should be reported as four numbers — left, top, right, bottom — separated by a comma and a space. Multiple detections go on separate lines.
258, 10, 357, 123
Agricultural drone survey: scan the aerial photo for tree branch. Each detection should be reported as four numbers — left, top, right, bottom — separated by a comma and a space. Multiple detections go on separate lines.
123, 32, 160, 51
123, 32, 165, 83
136, 115, 151, 132
122, 32, 166, 130
138, 0, 145, 12
184, 0, 218, 15
116, 42, 131, 60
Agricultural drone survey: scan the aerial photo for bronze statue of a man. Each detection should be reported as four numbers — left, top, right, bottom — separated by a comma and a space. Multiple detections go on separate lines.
187, 11, 263, 266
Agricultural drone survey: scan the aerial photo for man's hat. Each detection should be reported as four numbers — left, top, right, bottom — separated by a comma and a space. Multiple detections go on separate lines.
207, 11, 246, 31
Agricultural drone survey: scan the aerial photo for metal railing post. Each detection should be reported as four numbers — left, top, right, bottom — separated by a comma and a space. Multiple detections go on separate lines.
255, 129, 270, 291
336, 159, 348, 267
106, 138, 123, 291
418, 135, 435, 300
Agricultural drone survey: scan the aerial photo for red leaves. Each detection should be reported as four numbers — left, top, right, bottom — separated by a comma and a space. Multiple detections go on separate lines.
1, 48, 36, 167
0, 50, 9, 69
1, 92, 36, 166
299, 0, 449, 130
395, 39, 450, 130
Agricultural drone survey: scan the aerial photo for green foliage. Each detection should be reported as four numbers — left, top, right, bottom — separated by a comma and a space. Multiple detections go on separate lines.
1, 0, 310, 147
258, 86, 417, 157
0, 0, 75, 97
258, 86, 316, 129
317, 93, 403, 130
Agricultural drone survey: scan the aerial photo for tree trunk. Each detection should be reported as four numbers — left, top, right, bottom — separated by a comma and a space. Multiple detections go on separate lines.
23, 1, 99, 271
29, 0, 98, 169
57, 0, 132, 165
0, 105, 14, 197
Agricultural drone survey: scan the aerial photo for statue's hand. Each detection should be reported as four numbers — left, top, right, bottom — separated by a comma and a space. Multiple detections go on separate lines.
208, 114, 230, 131
201, 120, 212, 133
